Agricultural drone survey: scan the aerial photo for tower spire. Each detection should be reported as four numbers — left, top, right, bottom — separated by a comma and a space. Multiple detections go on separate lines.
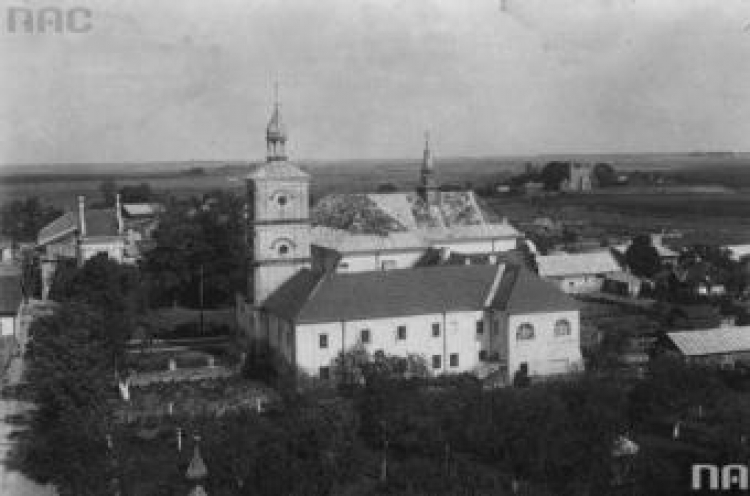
266, 82, 288, 162
420, 130, 437, 203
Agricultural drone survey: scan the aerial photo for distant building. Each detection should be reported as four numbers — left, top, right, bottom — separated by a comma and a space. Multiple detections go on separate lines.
536, 251, 623, 294
561, 163, 594, 192
665, 326, 750, 368
726, 244, 750, 262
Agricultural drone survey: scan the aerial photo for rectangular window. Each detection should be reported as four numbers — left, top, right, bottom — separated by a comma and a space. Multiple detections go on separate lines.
476, 321, 484, 335
360, 329, 371, 344
319, 366, 330, 380
319, 334, 328, 349
479, 350, 488, 361
432, 323, 441, 337
432, 355, 442, 369
397, 325, 407, 340
449, 353, 459, 368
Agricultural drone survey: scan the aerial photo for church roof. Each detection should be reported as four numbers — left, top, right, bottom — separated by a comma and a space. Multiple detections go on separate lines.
312, 191, 520, 240
493, 265, 578, 314
311, 226, 426, 253
246, 161, 309, 180
264, 263, 575, 324
263, 265, 502, 324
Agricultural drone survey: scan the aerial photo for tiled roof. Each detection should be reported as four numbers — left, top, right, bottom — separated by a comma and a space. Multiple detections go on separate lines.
667, 326, 750, 356
312, 191, 514, 236
246, 161, 309, 180
264, 265, 501, 324
492, 265, 578, 314
38, 208, 120, 245
38, 212, 78, 245
310, 226, 426, 253
536, 251, 622, 278
0, 275, 22, 315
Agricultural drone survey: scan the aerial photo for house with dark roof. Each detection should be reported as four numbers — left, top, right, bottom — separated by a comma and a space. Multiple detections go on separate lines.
251, 264, 582, 380
0, 274, 23, 337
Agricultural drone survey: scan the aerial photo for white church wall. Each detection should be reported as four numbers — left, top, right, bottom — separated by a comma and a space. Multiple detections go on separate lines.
506, 310, 583, 377
431, 237, 517, 255
292, 310, 486, 377
335, 250, 425, 273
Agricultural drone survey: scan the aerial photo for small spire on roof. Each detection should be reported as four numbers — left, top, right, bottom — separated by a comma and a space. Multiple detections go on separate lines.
186, 434, 208, 481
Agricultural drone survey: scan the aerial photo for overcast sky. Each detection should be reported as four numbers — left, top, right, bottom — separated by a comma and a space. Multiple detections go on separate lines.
2, 0, 750, 165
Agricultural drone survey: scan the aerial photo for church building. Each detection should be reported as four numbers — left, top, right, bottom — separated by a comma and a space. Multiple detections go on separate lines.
236, 94, 583, 382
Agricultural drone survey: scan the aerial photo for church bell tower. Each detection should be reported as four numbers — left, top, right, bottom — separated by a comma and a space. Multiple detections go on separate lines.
246, 86, 311, 307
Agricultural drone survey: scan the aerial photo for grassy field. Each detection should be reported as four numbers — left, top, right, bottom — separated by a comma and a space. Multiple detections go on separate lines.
3, 153, 750, 247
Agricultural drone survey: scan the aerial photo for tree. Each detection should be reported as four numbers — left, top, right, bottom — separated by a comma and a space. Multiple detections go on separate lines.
625, 234, 661, 278
593, 163, 617, 187
376, 183, 397, 193
99, 180, 118, 207
141, 191, 245, 308
0, 197, 62, 242
22, 303, 120, 495
119, 182, 153, 203
539, 161, 570, 191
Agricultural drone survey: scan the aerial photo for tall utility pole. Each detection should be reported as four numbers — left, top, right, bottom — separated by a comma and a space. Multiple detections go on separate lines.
380, 420, 388, 482
199, 264, 204, 335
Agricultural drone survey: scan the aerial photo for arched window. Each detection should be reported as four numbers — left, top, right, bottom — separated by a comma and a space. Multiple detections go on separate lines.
278, 244, 289, 255
554, 319, 571, 337
516, 323, 535, 341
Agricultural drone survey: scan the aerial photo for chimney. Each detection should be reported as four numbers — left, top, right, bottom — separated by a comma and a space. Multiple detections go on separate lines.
77, 196, 87, 237
115, 193, 124, 235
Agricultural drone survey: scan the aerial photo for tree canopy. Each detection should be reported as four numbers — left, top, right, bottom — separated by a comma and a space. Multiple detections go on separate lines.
625, 234, 662, 278
0, 197, 62, 242
140, 191, 245, 308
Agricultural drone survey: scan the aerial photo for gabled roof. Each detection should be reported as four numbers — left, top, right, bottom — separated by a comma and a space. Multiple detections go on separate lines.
264, 265, 501, 324
38, 212, 78, 245
536, 251, 622, 278
37, 208, 120, 246
0, 275, 22, 315
667, 326, 750, 356
492, 265, 578, 314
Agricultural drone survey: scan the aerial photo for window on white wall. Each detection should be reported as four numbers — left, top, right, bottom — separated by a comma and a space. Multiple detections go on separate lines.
554, 319, 571, 337
449, 353, 459, 368
432, 355, 441, 369
319, 367, 330, 380
360, 329, 371, 344
476, 321, 484, 335
397, 325, 407, 340
516, 323, 535, 340
432, 323, 440, 337
319, 334, 328, 349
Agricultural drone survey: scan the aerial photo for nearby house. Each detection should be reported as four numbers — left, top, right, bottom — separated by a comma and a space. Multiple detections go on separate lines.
664, 326, 750, 368
536, 251, 623, 294
37, 195, 162, 299
0, 273, 23, 338
256, 264, 582, 381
